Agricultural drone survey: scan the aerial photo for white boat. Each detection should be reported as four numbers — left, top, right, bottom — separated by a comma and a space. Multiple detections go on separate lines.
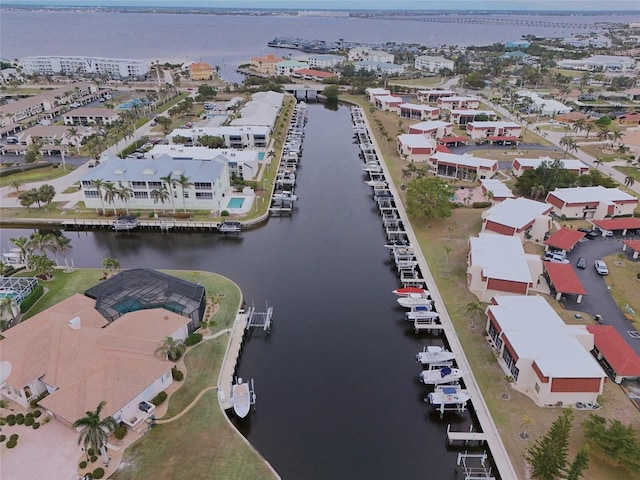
419, 367, 465, 385
426, 385, 471, 410
406, 310, 438, 321
231, 377, 256, 419
272, 191, 298, 202
362, 164, 382, 173
397, 295, 432, 308
112, 216, 139, 231
218, 221, 242, 234
365, 180, 387, 188
416, 346, 456, 365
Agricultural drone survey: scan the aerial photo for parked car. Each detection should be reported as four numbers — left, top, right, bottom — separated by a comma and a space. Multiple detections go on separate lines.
601, 230, 613, 237
576, 257, 587, 269
139, 400, 154, 413
544, 251, 569, 264
594, 260, 609, 275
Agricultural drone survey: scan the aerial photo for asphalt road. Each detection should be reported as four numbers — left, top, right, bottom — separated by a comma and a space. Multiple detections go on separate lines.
560, 233, 640, 355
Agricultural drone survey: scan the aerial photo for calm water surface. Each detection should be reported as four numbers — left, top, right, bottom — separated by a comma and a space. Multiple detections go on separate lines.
0, 104, 477, 479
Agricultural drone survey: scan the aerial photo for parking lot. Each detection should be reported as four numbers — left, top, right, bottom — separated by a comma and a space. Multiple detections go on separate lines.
557, 232, 640, 356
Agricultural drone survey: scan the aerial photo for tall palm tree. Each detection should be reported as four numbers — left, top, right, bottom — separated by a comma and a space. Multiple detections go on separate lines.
72, 401, 117, 465
464, 300, 486, 329
90, 178, 107, 215
67, 126, 81, 154
150, 187, 170, 214
50, 234, 73, 270
9, 236, 32, 264
160, 173, 176, 213
583, 122, 593, 139
54, 138, 67, 171
174, 173, 193, 213
624, 176, 635, 188
102, 182, 119, 215
610, 130, 623, 147
28, 231, 55, 257
572, 119, 586, 136
117, 186, 133, 214
155, 336, 186, 361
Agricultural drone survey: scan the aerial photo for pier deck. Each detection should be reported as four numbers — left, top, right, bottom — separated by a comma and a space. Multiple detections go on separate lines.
217, 311, 249, 410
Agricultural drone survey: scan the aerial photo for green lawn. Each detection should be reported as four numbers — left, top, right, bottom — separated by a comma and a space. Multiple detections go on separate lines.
0, 164, 77, 188
613, 165, 640, 182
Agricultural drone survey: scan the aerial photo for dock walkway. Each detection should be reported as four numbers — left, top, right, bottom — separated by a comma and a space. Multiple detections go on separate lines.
217, 311, 249, 410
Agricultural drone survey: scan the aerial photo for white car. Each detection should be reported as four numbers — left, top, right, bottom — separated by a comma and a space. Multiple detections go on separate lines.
544, 251, 569, 264
594, 260, 608, 275
601, 230, 613, 237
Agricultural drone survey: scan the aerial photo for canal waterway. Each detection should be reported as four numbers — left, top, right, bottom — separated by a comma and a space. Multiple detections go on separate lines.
0, 104, 477, 479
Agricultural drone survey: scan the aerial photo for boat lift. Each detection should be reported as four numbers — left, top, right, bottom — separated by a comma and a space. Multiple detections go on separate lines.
456, 451, 496, 480
245, 303, 273, 333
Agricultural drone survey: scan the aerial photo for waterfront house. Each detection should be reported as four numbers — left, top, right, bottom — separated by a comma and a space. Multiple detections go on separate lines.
466, 121, 522, 140
147, 146, 261, 181
306, 54, 345, 69
18, 56, 149, 79
80, 156, 230, 212
486, 295, 606, 408
516, 91, 571, 116
556, 55, 636, 72
348, 47, 394, 63
274, 60, 309, 76
450, 109, 497, 125
291, 68, 338, 81
374, 94, 403, 111
436, 96, 481, 111
0, 293, 186, 428
353, 61, 404, 75
512, 157, 590, 177
229, 91, 284, 130
545, 186, 638, 220
414, 55, 454, 73
188, 62, 214, 80
416, 89, 455, 103
467, 234, 542, 302
398, 103, 440, 121
365, 87, 391, 103
396, 134, 437, 162
481, 197, 552, 244
408, 120, 452, 139
250, 54, 284, 75
63, 107, 120, 127
429, 151, 497, 180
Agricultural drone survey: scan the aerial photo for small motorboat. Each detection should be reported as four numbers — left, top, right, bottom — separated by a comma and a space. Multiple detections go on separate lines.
416, 346, 456, 365
231, 377, 256, 419
392, 287, 428, 297
426, 385, 471, 411
397, 295, 433, 309
419, 367, 465, 385
406, 310, 438, 321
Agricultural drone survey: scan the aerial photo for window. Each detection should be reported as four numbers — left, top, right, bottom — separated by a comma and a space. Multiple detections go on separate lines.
534, 383, 540, 393
196, 192, 213, 199
131, 181, 146, 188
85, 190, 100, 198
148, 181, 162, 189
133, 191, 148, 199
194, 182, 212, 190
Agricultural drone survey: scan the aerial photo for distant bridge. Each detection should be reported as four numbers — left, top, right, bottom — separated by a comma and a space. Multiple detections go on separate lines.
381, 15, 618, 30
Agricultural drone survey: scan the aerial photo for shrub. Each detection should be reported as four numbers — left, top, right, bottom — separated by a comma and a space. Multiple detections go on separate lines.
221, 210, 230, 216
151, 391, 168, 406
0, 418, 5, 426
79, 461, 87, 469
0, 434, 6, 442
20, 283, 44, 313
90, 455, 98, 463
9, 434, 18, 441
7, 418, 16, 426
171, 367, 184, 381
16, 413, 24, 421
114, 423, 128, 440
93, 467, 105, 479
6, 439, 17, 449
471, 201, 492, 209
184, 332, 202, 346
6, 414, 15, 422
32, 422, 40, 429
24, 416, 34, 426
87, 448, 95, 456
33, 410, 42, 418
16, 416, 24, 425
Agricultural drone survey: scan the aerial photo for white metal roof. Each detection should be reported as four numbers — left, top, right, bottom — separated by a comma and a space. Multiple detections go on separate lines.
397, 134, 437, 149
549, 186, 637, 204
411, 120, 452, 131
483, 197, 550, 229
480, 179, 514, 199
469, 233, 535, 283
399, 103, 439, 111
432, 151, 497, 169
488, 296, 606, 379
468, 121, 521, 129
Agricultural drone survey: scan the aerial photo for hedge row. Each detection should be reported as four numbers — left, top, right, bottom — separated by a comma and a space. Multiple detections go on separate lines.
20, 283, 44, 313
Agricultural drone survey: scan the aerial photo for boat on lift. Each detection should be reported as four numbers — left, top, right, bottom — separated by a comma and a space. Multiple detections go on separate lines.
393, 286, 428, 297
419, 367, 465, 385
415, 346, 456, 365
397, 294, 432, 308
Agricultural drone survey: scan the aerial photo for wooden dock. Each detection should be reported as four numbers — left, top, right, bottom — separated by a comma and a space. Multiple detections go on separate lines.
217, 311, 249, 410
447, 424, 488, 446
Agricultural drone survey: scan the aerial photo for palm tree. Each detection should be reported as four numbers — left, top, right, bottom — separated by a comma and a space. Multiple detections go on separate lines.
102, 182, 119, 215
610, 130, 623, 147
117, 185, 133, 214
502, 374, 514, 399
173, 173, 193, 213
0, 296, 18, 331
596, 127, 611, 145
28, 231, 55, 257
67, 126, 81, 154
464, 300, 486, 329
594, 158, 603, 170
155, 336, 186, 361
531, 184, 546, 201
624, 176, 635, 188
9, 236, 31, 264
150, 187, 170, 214
572, 119, 586, 136
583, 122, 593, 139
160, 174, 176, 213
72, 401, 117, 465
54, 138, 67, 171
90, 179, 107, 215
50, 234, 73, 270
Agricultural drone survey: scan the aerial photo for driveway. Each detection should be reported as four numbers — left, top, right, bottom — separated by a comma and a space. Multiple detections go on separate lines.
0, 416, 81, 480
561, 233, 640, 356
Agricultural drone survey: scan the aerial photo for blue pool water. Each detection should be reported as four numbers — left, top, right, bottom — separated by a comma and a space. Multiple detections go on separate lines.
118, 98, 143, 110
258, 152, 265, 161
227, 197, 245, 209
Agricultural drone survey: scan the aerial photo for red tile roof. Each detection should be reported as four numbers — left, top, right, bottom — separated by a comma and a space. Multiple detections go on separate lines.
435, 144, 451, 153
293, 69, 337, 78
439, 136, 468, 144
623, 239, 640, 252
543, 262, 587, 295
544, 227, 586, 251
592, 218, 640, 231
586, 325, 640, 376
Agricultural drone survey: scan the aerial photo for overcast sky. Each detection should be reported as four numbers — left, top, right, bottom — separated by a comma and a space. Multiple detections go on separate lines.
5, 0, 640, 11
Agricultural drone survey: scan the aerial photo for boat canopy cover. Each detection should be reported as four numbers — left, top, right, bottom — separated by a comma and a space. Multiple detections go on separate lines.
442, 387, 457, 394
440, 367, 452, 378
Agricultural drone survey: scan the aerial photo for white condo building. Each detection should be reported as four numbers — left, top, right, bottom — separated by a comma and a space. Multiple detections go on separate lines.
414, 55, 454, 73
18, 56, 149, 78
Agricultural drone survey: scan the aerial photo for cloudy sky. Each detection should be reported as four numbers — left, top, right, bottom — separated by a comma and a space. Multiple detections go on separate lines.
5, 0, 640, 10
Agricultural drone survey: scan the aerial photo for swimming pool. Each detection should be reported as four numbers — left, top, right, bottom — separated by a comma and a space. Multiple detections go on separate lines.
258, 152, 265, 161
118, 98, 143, 110
226, 197, 245, 209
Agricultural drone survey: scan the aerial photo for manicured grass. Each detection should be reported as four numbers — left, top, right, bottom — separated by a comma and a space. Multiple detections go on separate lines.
613, 165, 640, 182
602, 254, 640, 331
0, 164, 77, 188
